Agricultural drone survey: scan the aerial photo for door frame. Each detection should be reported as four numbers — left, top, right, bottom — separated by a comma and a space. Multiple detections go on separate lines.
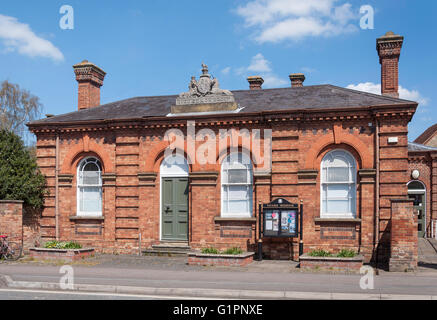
407, 181, 426, 238
159, 155, 189, 241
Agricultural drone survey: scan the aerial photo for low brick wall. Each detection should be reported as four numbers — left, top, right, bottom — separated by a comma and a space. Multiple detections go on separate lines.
29, 248, 95, 262
0, 200, 23, 244
299, 255, 364, 273
188, 252, 255, 267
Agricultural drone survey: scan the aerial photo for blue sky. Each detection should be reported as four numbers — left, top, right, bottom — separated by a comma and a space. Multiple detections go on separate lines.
0, 0, 435, 141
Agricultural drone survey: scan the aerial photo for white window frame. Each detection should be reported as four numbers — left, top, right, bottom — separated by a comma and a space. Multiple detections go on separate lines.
320, 150, 357, 219
221, 152, 253, 218
77, 157, 103, 217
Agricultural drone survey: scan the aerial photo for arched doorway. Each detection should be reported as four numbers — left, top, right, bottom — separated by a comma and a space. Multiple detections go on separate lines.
408, 180, 426, 238
160, 154, 189, 241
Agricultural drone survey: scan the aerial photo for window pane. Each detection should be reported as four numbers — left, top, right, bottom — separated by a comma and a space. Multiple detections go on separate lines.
83, 162, 99, 172
80, 187, 102, 213
228, 185, 249, 200
326, 184, 349, 199
327, 167, 349, 182
227, 200, 248, 214
81, 171, 101, 185
228, 169, 248, 184
327, 200, 349, 213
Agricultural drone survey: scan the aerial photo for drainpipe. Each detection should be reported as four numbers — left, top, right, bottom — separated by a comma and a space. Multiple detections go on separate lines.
55, 133, 60, 241
375, 118, 380, 269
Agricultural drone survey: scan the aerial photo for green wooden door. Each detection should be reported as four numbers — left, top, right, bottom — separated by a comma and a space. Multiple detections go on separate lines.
408, 193, 425, 238
162, 178, 189, 240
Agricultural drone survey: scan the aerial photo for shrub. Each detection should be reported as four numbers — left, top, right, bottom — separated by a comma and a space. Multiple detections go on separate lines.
201, 247, 219, 254
308, 249, 332, 257
44, 241, 82, 249
222, 247, 243, 255
336, 249, 357, 258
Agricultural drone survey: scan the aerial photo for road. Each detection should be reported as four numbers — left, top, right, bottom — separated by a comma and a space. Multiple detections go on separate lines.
1, 262, 437, 298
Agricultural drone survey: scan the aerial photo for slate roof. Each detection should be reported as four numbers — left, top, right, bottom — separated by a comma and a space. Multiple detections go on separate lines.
29, 84, 417, 126
414, 124, 437, 145
408, 142, 437, 152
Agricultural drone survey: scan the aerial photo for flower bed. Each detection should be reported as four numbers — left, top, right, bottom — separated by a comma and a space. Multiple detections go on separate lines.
29, 247, 95, 262
188, 251, 255, 267
299, 254, 364, 273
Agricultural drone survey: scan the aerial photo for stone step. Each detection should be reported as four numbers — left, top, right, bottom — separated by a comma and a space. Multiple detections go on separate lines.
143, 241, 191, 256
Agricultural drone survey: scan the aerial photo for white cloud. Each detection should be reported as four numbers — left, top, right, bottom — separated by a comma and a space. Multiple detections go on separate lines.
238, 53, 287, 88
346, 82, 430, 106
247, 53, 271, 73
221, 67, 231, 75
235, 0, 359, 43
0, 14, 64, 62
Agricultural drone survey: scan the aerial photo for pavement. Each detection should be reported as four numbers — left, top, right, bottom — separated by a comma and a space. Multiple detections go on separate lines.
1, 253, 437, 300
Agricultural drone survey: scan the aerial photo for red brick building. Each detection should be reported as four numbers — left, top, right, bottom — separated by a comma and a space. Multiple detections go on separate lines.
27, 32, 420, 268
407, 130, 437, 240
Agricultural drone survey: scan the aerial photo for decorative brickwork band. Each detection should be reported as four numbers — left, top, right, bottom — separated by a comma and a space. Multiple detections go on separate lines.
189, 171, 218, 186
138, 172, 157, 187
298, 170, 318, 185
58, 174, 73, 187
358, 169, 376, 184
102, 173, 116, 187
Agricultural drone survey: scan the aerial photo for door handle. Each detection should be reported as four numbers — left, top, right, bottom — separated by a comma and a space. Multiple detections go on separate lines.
164, 205, 171, 211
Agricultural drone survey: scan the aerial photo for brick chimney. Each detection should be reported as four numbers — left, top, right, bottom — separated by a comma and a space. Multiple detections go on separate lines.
377, 31, 404, 98
73, 60, 106, 110
289, 73, 305, 88
247, 76, 264, 90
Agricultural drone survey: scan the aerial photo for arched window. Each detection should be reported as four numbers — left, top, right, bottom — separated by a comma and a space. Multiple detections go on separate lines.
77, 157, 102, 216
321, 150, 357, 218
221, 152, 253, 218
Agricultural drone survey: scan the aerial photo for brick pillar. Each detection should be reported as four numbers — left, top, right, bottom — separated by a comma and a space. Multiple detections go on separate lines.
389, 199, 418, 272
102, 173, 116, 251
297, 170, 318, 260
189, 171, 219, 248
0, 200, 23, 244
431, 154, 437, 231
138, 172, 158, 248
358, 169, 376, 263
376, 32, 404, 98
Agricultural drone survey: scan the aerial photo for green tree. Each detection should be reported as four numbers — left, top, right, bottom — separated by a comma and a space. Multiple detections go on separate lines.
0, 130, 46, 208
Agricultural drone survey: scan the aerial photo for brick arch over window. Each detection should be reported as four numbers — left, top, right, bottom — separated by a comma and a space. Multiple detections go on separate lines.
61, 139, 114, 174
304, 128, 373, 170
143, 141, 194, 173
216, 144, 265, 170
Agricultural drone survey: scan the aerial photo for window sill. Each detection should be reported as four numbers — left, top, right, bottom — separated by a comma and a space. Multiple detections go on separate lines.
314, 218, 361, 223
70, 216, 105, 221
214, 217, 256, 223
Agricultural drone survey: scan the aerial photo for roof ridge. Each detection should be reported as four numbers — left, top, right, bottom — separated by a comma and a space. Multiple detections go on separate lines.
326, 84, 417, 104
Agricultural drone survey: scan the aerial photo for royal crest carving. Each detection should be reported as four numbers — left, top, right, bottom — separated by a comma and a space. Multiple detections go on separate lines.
176, 63, 235, 106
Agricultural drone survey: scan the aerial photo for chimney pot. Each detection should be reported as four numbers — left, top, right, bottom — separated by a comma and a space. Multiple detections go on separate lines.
247, 76, 264, 90
73, 60, 106, 110
289, 73, 305, 88
377, 31, 404, 98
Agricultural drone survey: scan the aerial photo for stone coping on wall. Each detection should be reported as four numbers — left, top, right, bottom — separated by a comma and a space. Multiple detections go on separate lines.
188, 251, 255, 259
29, 247, 95, 254
299, 254, 364, 262
0, 200, 24, 204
